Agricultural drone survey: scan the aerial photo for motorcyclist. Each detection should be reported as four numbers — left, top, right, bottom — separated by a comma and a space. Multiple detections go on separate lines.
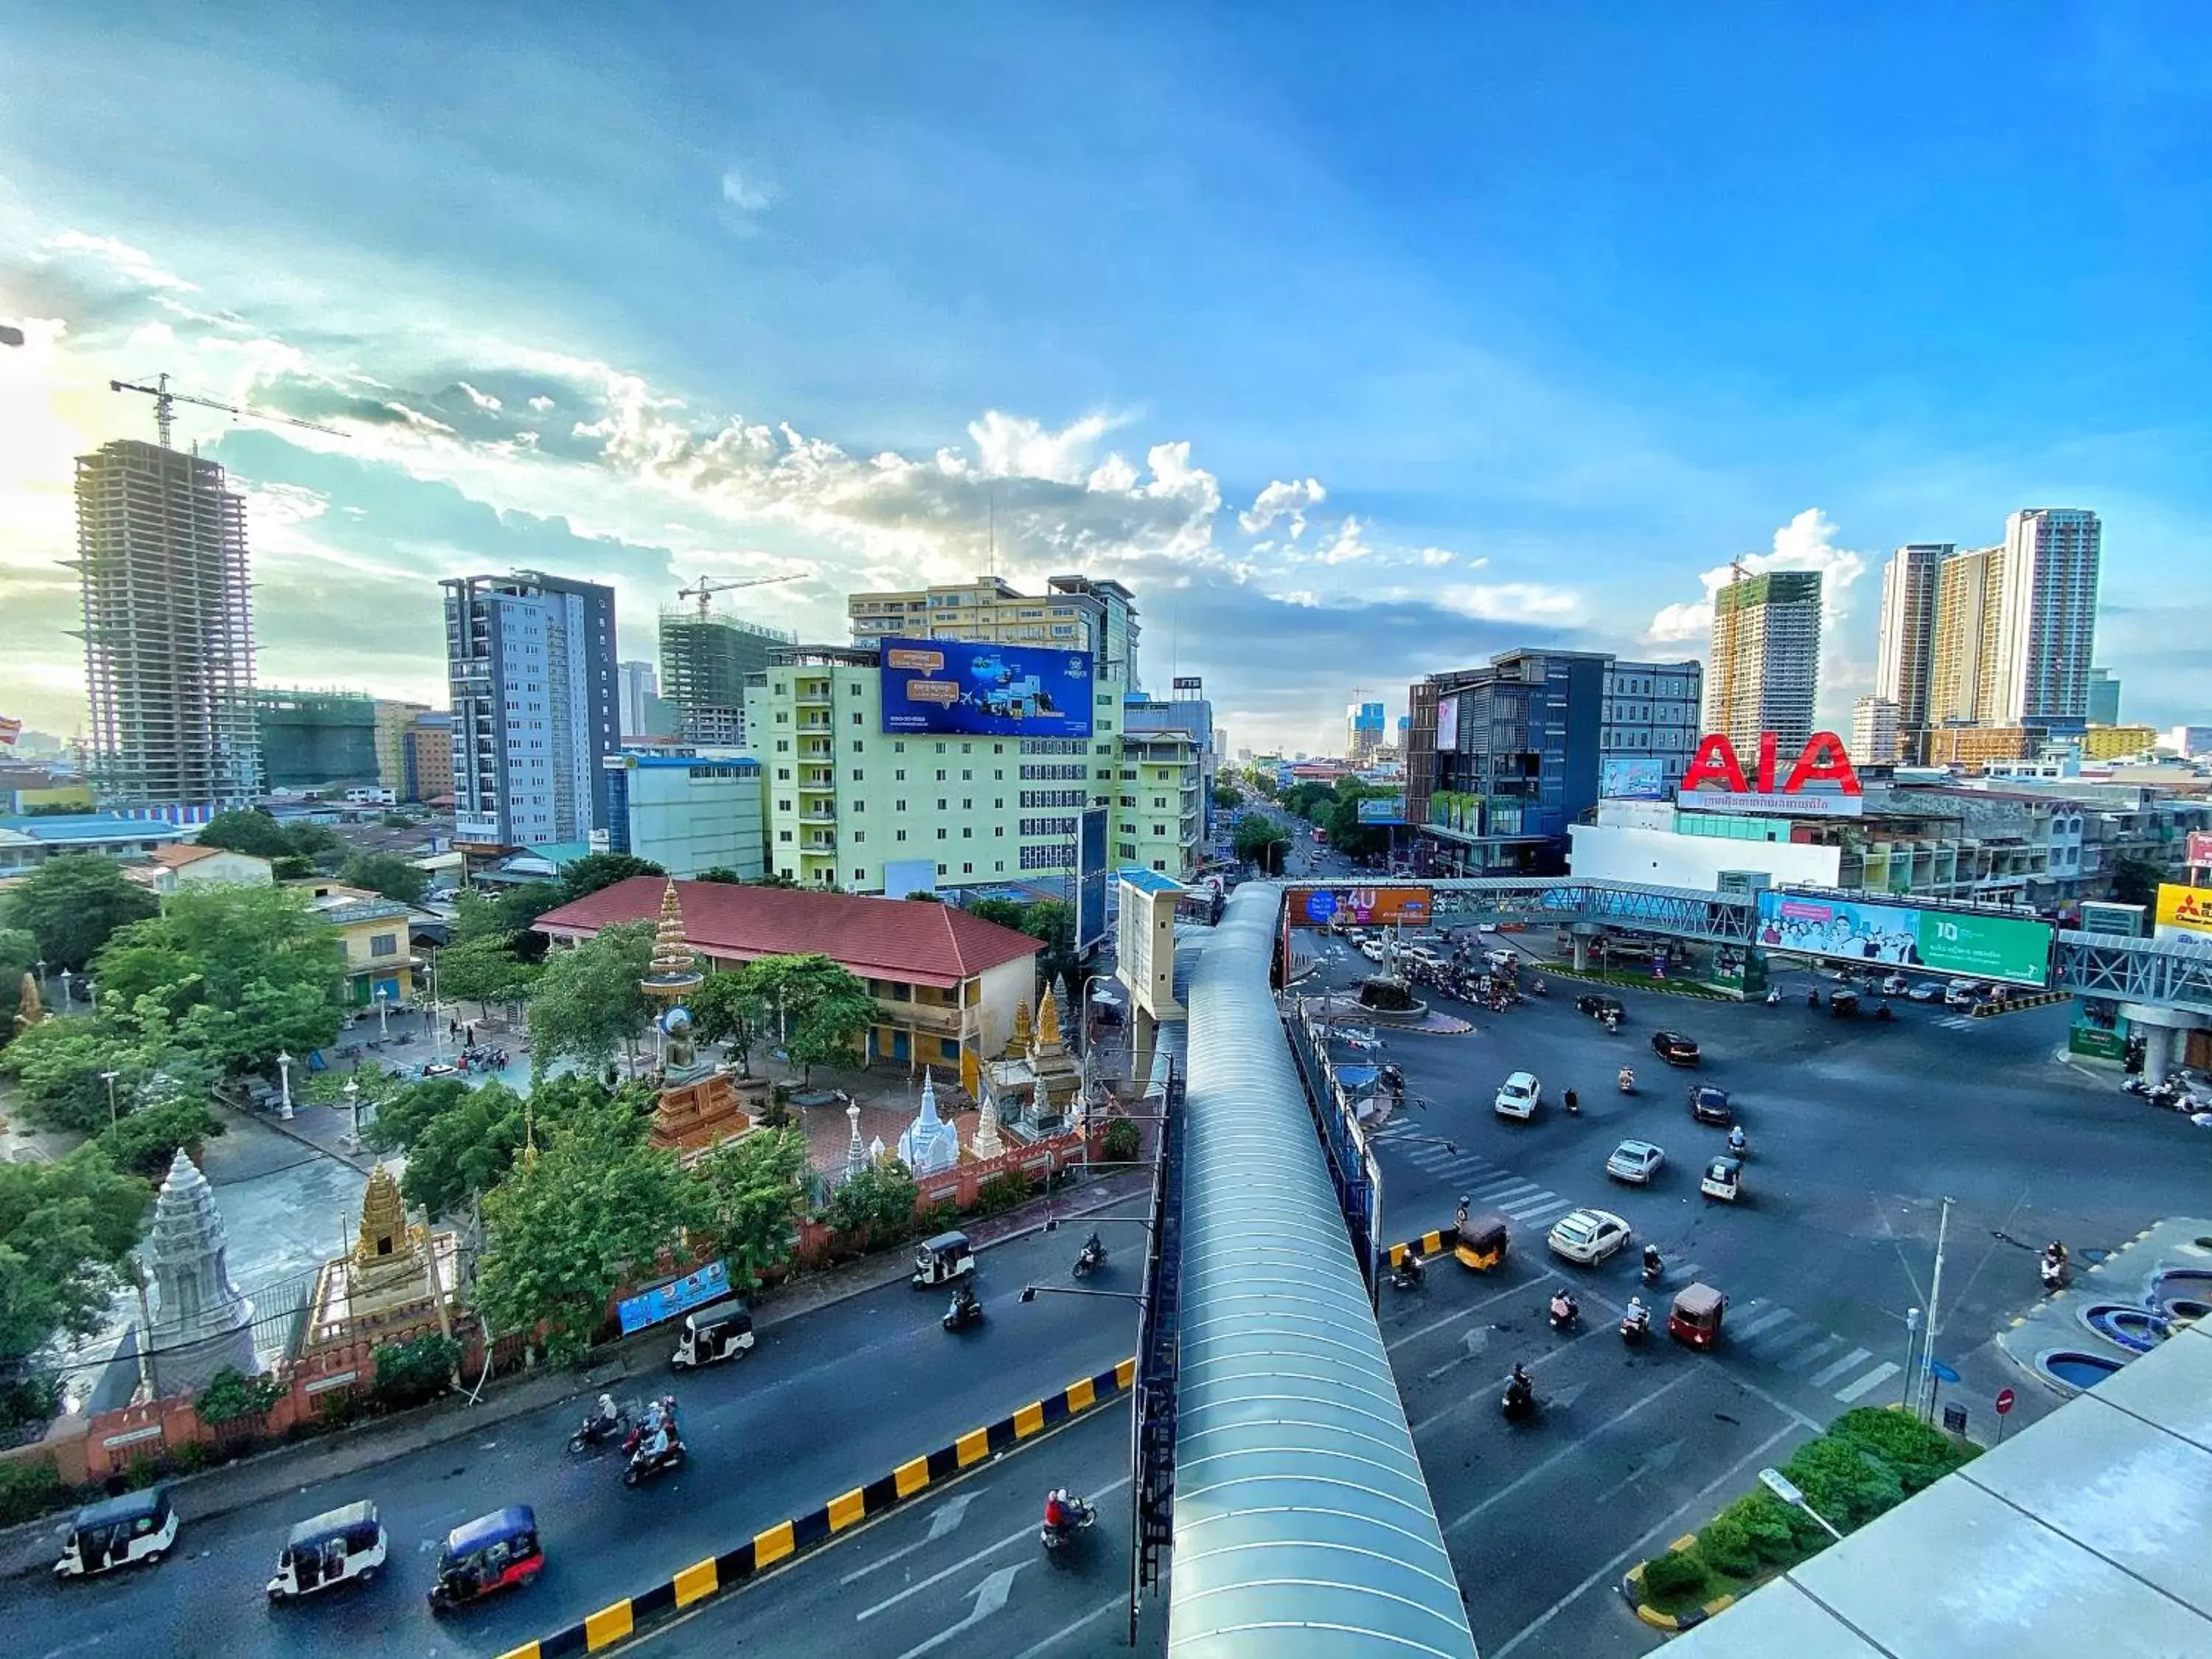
1765, 988, 1781, 1006
1876, 998, 1893, 1020
1504, 1363, 1534, 1410
595, 1392, 621, 1432
1618, 1066, 1635, 1091
1549, 1288, 1578, 1327
1394, 1249, 1425, 1288
1455, 1196, 1470, 1234
1622, 1295, 1650, 1335
1807, 988, 1820, 1008
1564, 1087, 1579, 1115
949, 1282, 979, 1323
1643, 1242, 1663, 1282
1727, 1124, 1747, 1156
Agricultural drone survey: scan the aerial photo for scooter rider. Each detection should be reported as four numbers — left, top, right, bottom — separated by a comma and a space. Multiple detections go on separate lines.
1564, 1087, 1579, 1115
1642, 1242, 1663, 1284
1549, 1287, 1579, 1329
1622, 1294, 1650, 1337
1728, 1124, 1747, 1156
1807, 987, 1820, 1007
948, 1281, 980, 1324
595, 1392, 621, 1433
1618, 1065, 1635, 1092
1765, 987, 1781, 1006
1503, 1363, 1534, 1411
1393, 1249, 1425, 1290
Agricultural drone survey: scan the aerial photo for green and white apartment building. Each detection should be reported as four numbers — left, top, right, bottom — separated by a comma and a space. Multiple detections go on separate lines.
744, 575, 1206, 895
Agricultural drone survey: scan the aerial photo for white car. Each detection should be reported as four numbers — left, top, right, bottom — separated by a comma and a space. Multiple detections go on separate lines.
1605, 1139, 1667, 1184
1359, 939, 1386, 963
1493, 1071, 1542, 1120
1548, 1208, 1634, 1266
1944, 979, 1990, 1008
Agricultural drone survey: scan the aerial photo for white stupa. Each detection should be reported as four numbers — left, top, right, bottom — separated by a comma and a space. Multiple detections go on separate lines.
145, 1148, 260, 1394
896, 1068, 960, 1178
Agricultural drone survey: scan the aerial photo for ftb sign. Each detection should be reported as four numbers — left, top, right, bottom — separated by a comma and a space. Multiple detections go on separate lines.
1677, 731, 1865, 816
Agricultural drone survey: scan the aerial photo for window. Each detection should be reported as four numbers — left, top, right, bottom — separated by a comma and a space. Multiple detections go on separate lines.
852, 769, 864, 780
778, 799, 793, 811
895, 768, 905, 781
897, 830, 907, 841
1153, 859, 1166, 872
895, 799, 907, 811
369, 933, 399, 958
852, 740, 864, 753
894, 741, 905, 752
1153, 796, 1166, 809
935, 742, 947, 754
777, 768, 790, 781
962, 742, 973, 753
961, 862, 973, 874
936, 799, 947, 810
776, 711, 787, 723
852, 711, 863, 724
853, 801, 866, 812
938, 828, 947, 839
779, 830, 793, 842
854, 868, 866, 882
937, 864, 948, 875
961, 799, 973, 810
993, 768, 1004, 780
995, 860, 1005, 872
936, 769, 947, 782
853, 830, 865, 843
962, 827, 973, 838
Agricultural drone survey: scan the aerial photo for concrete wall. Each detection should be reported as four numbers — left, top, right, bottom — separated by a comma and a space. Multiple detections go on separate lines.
1569, 822, 1841, 890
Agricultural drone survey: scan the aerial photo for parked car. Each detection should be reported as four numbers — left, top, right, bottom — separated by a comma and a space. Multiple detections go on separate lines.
1650, 1029, 1701, 1066
1493, 1071, 1543, 1121
1548, 1208, 1633, 1266
1944, 979, 1990, 1009
1359, 939, 1387, 963
1906, 981, 1945, 1003
1576, 992, 1625, 1021
1688, 1085, 1733, 1126
1605, 1139, 1667, 1184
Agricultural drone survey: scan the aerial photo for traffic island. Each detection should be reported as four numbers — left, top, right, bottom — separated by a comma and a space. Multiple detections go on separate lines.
495, 1356, 1136, 1659
1618, 1407, 1978, 1635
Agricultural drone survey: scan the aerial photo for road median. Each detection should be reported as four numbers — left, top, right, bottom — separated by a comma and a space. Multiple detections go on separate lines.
496, 1355, 1138, 1659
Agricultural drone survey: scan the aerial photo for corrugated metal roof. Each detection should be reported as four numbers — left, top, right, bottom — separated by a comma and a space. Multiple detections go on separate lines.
1171, 881, 1478, 1658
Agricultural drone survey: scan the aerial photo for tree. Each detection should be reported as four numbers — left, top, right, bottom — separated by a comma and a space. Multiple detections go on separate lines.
396, 1082, 532, 1219
554, 852, 664, 907
0, 1149, 149, 1368
690, 967, 771, 1076
434, 935, 540, 1019
2110, 856, 2165, 908
476, 1099, 689, 1360
339, 852, 429, 905
94, 884, 344, 1075
695, 867, 746, 886
745, 954, 876, 1082
359, 1074, 475, 1157
1321, 786, 1389, 861
271, 855, 316, 881
453, 886, 555, 961
1211, 781, 1240, 810
194, 809, 295, 861
0, 1015, 183, 1133
97, 1096, 223, 1180
2, 854, 159, 972
526, 922, 656, 1077
686, 1127, 808, 1287
750, 871, 801, 890
1234, 814, 1290, 874
823, 1159, 919, 1245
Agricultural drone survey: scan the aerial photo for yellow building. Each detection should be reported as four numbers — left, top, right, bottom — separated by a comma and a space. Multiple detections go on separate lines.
1924, 725, 2036, 771
289, 880, 422, 1008
2081, 725, 2159, 762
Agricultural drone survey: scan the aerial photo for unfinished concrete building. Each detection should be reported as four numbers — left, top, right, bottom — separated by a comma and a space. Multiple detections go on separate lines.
73, 440, 262, 814
658, 605, 794, 747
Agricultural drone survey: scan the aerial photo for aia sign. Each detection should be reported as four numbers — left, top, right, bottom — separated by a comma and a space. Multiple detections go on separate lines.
1681, 731, 1863, 796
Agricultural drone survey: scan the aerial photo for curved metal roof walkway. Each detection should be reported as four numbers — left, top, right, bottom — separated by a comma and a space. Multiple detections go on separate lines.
1169, 883, 1479, 1658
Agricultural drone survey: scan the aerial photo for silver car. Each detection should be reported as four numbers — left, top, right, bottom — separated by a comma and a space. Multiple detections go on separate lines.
1605, 1139, 1666, 1185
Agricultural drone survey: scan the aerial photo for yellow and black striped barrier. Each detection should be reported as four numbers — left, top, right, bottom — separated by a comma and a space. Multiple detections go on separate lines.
497, 1355, 1138, 1659
1385, 1228, 1458, 1267
1969, 989, 2070, 1018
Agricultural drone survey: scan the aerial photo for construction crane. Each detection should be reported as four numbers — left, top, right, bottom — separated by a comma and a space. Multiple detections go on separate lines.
675, 571, 801, 619
110, 372, 344, 450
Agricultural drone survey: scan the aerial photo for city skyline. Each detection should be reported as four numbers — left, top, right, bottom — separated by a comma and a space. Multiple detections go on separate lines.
4, 8, 2209, 757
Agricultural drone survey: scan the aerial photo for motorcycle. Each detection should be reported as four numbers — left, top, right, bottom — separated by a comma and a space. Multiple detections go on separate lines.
1500, 1374, 1537, 1421
622, 1430, 685, 1486
1618, 1068, 1635, 1095
1548, 1295, 1580, 1333
1764, 989, 1781, 1007
1041, 1493, 1097, 1551
1564, 1090, 1579, 1116
1528, 977, 1547, 997
1807, 989, 1821, 1009
1875, 1001, 1894, 1022
1726, 1128, 1748, 1158
1603, 1014, 1621, 1034
1641, 1249, 1663, 1287
1390, 1253, 1426, 1293
943, 1290, 984, 1332
1621, 1307, 1651, 1344
1073, 1235, 1107, 1278
568, 1406, 629, 1455
2040, 1256, 2069, 1292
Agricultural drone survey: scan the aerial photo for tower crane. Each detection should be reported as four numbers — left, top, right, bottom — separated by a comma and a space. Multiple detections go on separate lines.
110, 372, 344, 450
675, 571, 801, 619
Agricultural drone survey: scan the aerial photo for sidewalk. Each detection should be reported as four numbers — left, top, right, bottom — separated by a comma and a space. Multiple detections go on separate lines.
0, 1169, 1145, 1578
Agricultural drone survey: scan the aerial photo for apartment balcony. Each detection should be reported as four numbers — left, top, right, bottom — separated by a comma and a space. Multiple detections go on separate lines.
797, 774, 835, 795
796, 716, 833, 732
798, 807, 838, 824
795, 681, 834, 708
801, 834, 838, 852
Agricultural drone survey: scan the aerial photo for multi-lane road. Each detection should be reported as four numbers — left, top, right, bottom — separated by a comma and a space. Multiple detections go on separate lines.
3, 1226, 1138, 1659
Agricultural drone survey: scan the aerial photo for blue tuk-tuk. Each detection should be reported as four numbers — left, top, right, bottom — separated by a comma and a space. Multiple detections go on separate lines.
427, 1505, 542, 1614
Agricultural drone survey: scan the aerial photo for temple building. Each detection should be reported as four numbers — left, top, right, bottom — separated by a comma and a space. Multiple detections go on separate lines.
299, 1162, 460, 1358
977, 989, 1086, 1139
639, 877, 760, 1156
897, 1069, 961, 1177
144, 1148, 259, 1395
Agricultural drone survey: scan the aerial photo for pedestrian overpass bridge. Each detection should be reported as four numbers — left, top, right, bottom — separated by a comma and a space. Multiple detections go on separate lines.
1170, 877, 2212, 1655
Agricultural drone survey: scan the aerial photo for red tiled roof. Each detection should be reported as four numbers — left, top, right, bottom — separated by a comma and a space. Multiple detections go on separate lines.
532, 878, 1043, 988
150, 843, 223, 869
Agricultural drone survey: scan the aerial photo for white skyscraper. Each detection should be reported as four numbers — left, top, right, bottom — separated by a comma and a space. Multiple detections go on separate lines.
1992, 509, 2101, 723
1874, 543, 1947, 733
617, 660, 658, 740
1851, 696, 1900, 766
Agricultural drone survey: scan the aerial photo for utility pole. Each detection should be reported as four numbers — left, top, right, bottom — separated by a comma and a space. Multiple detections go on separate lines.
1920, 1197, 1952, 1421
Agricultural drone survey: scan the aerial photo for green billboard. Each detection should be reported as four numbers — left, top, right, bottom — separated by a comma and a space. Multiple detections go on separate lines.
1755, 891, 2053, 987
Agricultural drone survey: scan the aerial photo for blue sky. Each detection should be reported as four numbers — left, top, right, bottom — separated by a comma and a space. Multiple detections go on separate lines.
3, 3, 2208, 751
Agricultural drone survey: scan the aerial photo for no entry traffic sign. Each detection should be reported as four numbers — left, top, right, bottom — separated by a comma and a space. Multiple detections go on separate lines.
1994, 1388, 2017, 1415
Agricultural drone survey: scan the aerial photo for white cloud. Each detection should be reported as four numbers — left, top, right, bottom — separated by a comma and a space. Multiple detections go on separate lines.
720, 168, 776, 214
1645, 507, 1868, 644
968, 410, 1115, 482
43, 229, 198, 292
1433, 582, 1585, 623
1416, 546, 1457, 567
1238, 476, 1326, 537
527, 394, 555, 413
455, 380, 502, 412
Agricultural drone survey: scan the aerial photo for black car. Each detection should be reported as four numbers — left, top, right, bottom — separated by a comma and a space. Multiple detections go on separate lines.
1688, 1085, 1732, 1124
1576, 993, 1625, 1021
1651, 1030, 1700, 1066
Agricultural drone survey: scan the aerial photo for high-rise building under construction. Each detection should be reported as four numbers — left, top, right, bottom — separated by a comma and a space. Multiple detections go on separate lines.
73, 439, 262, 815
1703, 568, 1822, 757
657, 606, 795, 746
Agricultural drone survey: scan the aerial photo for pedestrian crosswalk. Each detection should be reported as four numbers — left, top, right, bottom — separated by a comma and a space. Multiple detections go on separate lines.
1936, 1014, 1979, 1031
1374, 1119, 1911, 1411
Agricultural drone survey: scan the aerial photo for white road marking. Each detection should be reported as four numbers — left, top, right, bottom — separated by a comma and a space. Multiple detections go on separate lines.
1781, 1335, 1844, 1371
1001, 1595, 1124, 1659
854, 1475, 1130, 1623
1477, 1180, 1542, 1204
839, 1490, 978, 1584
891, 1562, 1026, 1659
1738, 1307, 1797, 1339
1500, 1192, 1562, 1220
1810, 1347, 1873, 1388
1388, 1273, 1557, 1351
1441, 1374, 1694, 1531
1834, 1360, 1902, 1402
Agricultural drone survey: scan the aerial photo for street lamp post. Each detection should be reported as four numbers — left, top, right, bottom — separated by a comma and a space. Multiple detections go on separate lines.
58, 967, 72, 1006
276, 1051, 294, 1121
1759, 1467, 1844, 1543
342, 1079, 361, 1152
33, 959, 45, 1003
99, 1069, 120, 1133
375, 986, 389, 1042
428, 954, 443, 1062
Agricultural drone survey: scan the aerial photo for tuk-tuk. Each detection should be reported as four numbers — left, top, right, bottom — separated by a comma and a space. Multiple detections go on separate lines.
911, 1230, 975, 1289
1453, 1211, 1511, 1273
428, 1505, 543, 1615
1829, 987, 1860, 1018
1669, 1282, 1728, 1349
268, 1500, 386, 1601
1700, 1157, 1743, 1203
53, 1488, 178, 1579
670, 1299, 755, 1370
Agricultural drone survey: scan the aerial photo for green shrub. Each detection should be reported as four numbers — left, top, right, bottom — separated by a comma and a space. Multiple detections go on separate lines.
170, 1439, 212, 1474
1727, 1490, 1807, 1565
0, 1460, 63, 1526
124, 1453, 160, 1490
1100, 1118, 1141, 1164
316, 1389, 365, 1429
195, 1366, 284, 1426
0, 1374, 63, 1434
1781, 1434, 1903, 1530
370, 1334, 460, 1412
1697, 1512, 1759, 1578
973, 1169, 1033, 1216
1831, 1405, 1977, 1492
1638, 1548, 1708, 1600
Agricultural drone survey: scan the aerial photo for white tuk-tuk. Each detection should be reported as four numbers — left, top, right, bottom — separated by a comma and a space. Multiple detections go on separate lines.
669, 1300, 756, 1370
54, 1488, 178, 1579
268, 1500, 387, 1601
911, 1230, 975, 1288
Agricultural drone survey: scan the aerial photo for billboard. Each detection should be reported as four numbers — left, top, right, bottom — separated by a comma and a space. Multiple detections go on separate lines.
878, 637, 1093, 738
617, 1259, 730, 1335
2188, 832, 2212, 871
2154, 883, 2212, 941
1356, 795, 1407, 825
1290, 886, 1431, 928
1435, 698, 1461, 752
1601, 757, 1666, 801
1755, 890, 2053, 987
1075, 806, 1110, 950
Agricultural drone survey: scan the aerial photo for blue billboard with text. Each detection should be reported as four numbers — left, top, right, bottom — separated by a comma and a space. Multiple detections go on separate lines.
879, 638, 1094, 738
1076, 806, 1110, 951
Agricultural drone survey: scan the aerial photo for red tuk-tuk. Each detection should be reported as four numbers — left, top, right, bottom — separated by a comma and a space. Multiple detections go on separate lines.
1668, 1282, 1728, 1349
428, 1505, 542, 1615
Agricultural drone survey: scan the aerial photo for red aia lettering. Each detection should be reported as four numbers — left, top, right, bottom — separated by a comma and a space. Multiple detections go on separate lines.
1681, 731, 1862, 796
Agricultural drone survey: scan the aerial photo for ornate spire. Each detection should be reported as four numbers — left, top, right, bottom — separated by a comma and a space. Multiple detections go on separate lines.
1036, 988, 1062, 1049
844, 1100, 867, 1182
971, 1090, 1005, 1161
1009, 999, 1033, 1056
897, 1067, 959, 1177
353, 1163, 414, 1270
641, 877, 704, 1000
146, 1147, 257, 1394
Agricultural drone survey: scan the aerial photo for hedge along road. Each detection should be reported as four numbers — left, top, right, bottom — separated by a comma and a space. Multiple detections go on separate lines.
2, 1225, 1133, 1659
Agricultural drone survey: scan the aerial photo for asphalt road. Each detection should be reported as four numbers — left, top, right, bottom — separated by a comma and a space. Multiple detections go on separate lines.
2, 1227, 1138, 1659
630, 1400, 1152, 1659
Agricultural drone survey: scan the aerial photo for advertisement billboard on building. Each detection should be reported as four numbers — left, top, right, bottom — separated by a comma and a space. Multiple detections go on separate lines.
1355, 795, 1407, 825
1435, 698, 1460, 752
2154, 883, 2212, 941
878, 638, 1093, 738
1601, 757, 1666, 801
1075, 805, 1110, 950
2188, 832, 2212, 871
1290, 886, 1430, 928
1755, 890, 2053, 987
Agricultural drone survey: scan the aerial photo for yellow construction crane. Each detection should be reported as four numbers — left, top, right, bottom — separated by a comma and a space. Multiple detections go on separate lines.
111, 372, 344, 450
675, 571, 801, 619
